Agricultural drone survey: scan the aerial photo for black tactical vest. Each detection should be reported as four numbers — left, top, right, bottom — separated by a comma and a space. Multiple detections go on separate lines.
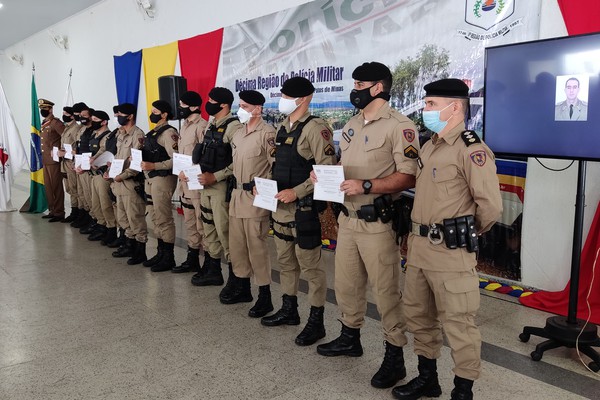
105, 129, 119, 155
142, 124, 174, 177
194, 117, 237, 173
78, 127, 94, 153
89, 129, 111, 156
272, 116, 317, 190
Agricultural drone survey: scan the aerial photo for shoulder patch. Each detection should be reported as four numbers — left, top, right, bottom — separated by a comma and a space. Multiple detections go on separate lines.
460, 130, 481, 147
172, 143, 178, 151
320, 129, 331, 141
403, 129, 415, 143
138, 137, 145, 145
324, 144, 335, 156
404, 145, 418, 159
267, 137, 275, 148
470, 150, 486, 167
342, 131, 351, 143
171, 133, 179, 142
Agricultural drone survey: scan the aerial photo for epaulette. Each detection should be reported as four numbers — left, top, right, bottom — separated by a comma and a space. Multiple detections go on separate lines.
460, 130, 481, 147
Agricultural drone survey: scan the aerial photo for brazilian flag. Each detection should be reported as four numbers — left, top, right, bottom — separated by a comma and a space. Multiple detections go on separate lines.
27, 74, 47, 213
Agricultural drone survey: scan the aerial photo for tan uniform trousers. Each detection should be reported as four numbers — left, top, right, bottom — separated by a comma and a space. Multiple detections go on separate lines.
64, 166, 79, 208
77, 173, 92, 213
91, 174, 116, 228
335, 220, 407, 347
43, 164, 65, 216
200, 181, 229, 262
181, 196, 205, 250
404, 266, 481, 380
145, 175, 177, 243
273, 202, 326, 307
229, 215, 271, 286
115, 191, 147, 242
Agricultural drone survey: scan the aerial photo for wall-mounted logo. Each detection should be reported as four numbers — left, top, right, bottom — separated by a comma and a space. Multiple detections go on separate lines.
460, 0, 521, 41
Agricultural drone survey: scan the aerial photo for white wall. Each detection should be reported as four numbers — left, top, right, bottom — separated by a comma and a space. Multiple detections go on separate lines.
0, 0, 596, 291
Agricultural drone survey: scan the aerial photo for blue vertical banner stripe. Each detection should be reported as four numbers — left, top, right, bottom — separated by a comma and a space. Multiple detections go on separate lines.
113, 50, 142, 107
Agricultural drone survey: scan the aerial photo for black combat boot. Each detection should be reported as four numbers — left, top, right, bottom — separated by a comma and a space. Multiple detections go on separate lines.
295, 306, 326, 346
220, 276, 253, 304
191, 254, 212, 285
261, 294, 301, 326
79, 218, 97, 234
62, 208, 79, 223
88, 224, 107, 241
371, 341, 406, 389
107, 228, 126, 248
112, 238, 135, 258
151, 242, 176, 272
248, 285, 274, 318
391, 355, 442, 400
101, 227, 118, 246
172, 247, 200, 273
316, 323, 363, 357
127, 241, 147, 265
192, 257, 224, 286
71, 210, 89, 228
219, 263, 238, 302
450, 376, 474, 400
143, 239, 164, 267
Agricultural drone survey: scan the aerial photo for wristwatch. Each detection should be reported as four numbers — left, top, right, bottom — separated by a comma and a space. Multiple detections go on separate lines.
362, 180, 372, 195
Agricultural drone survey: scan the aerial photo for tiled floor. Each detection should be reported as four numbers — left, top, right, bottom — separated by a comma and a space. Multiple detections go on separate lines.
0, 172, 598, 399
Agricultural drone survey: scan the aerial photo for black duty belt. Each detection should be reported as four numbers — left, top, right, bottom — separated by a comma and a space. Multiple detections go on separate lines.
235, 181, 255, 191
411, 215, 479, 253
411, 222, 445, 245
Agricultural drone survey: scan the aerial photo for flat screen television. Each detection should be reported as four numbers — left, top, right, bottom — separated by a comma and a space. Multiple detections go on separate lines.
484, 32, 600, 161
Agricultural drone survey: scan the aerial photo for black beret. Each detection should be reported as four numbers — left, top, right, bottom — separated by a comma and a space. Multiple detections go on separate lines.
72, 102, 89, 113
180, 91, 202, 107
117, 103, 136, 116
112, 105, 119, 114
281, 77, 314, 97
239, 90, 265, 106
208, 87, 234, 106
92, 110, 110, 121
63, 106, 74, 114
152, 100, 172, 116
351, 62, 392, 82
424, 78, 469, 99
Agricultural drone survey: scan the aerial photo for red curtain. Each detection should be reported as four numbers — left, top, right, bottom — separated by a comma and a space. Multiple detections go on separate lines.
557, 0, 600, 35
178, 29, 224, 120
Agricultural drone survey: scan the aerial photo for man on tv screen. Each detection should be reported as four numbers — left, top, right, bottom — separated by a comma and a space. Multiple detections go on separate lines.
555, 77, 588, 121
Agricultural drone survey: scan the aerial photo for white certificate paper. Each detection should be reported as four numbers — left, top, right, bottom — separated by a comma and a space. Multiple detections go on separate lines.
253, 177, 278, 212
74, 154, 82, 168
92, 151, 114, 168
108, 159, 125, 178
64, 143, 73, 160
81, 152, 92, 171
52, 146, 59, 162
172, 153, 193, 176
130, 149, 142, 172
313, 165, 345, 204
183, 165, 203, 190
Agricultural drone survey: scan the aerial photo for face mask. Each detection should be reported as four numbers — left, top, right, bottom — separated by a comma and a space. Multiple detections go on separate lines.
349, 85, 376, 109
91, 121, 103, 130
278, 97, 299, 115
149, 113, 162, 123
178, 106, 192, 119
40, 109, 50, 118
117, 115, 130, 126
205, 102, 222, 116
74, 114, 81, 122
236, 107, 255, 124
80, 117, 90, 125
62, 115, 73, 123
422, 102, 455, 133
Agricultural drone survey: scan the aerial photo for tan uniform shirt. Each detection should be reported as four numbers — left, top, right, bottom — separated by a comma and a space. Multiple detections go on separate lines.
229, 118, 276, 219
113, 125, 145, 196
41, 116, 65, 165
60, 121, 82, 171
555, 98, 588, 121
178, 113, 208, 199
408, 122, 503, 271
340, 103, 419, 233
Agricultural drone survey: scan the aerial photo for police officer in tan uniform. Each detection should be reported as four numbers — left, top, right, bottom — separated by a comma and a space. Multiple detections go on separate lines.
219, 90, 276, 317
69, 102, 92, 229
74, 105, 97, 233
58, 106, 81, 223
315, 62, 418, 389
554, 77, 588, 121
142, 100, 179, 272
392, 79, 502, 400
260, 77, 336, 347
172, 91, 207, 274
189, 88, 241, 286
111, 103, 148, 265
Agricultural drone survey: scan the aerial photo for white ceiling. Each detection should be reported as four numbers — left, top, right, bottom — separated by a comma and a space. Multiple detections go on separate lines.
0, 0, 105, 50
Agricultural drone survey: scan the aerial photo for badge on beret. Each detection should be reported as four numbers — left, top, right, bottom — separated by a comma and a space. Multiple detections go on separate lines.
342, 131, 351, 143
267, 138, 275, 148
321, 129, 331, 141
404, 145, 418, 159
348, 129, 354, 137
403, 129, 415, 143
470, 150, 486, 166
324, 144, 335, 156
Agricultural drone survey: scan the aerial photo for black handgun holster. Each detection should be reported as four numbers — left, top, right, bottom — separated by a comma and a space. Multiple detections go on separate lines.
295, 208, 322, 250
